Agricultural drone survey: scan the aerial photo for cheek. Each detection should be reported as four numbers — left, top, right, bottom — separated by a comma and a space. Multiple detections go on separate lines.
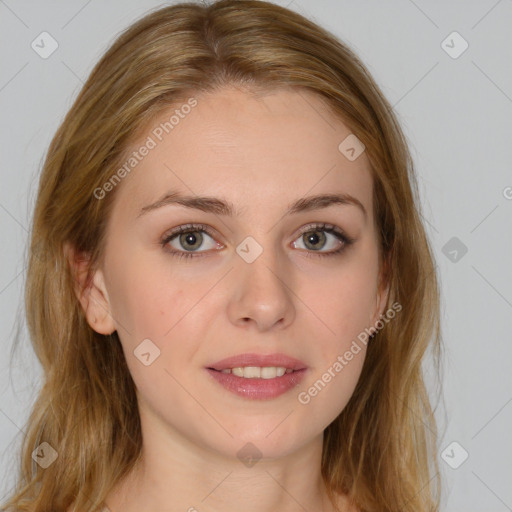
295, 243, 378, 415
303, 249, 379, 352
105, 252, 193, 341
105, 254, 215, 392
296, 342, 367, 432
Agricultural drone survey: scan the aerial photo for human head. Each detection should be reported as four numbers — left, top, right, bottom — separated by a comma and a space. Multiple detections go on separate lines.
7, 2, 440, 511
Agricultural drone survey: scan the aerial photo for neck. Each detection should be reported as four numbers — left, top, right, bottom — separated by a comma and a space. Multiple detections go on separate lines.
104, 417, 344, 512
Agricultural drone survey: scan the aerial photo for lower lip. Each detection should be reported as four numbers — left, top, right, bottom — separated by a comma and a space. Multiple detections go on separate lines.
205, 368, 307, 400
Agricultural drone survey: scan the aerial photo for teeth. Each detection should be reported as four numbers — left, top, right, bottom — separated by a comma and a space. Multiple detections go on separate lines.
261, 367, 277, 378
220, 366, 292, 379
244, 366, 261, 378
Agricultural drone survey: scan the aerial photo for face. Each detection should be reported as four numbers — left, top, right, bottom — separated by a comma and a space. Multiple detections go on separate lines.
80, 86, 389, 461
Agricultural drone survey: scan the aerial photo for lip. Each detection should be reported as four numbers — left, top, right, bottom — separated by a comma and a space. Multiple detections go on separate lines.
205, 352, 308, 400
207, 352, 307, 371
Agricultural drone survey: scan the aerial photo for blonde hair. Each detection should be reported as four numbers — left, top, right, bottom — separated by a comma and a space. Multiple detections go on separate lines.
3, 1, 442, 511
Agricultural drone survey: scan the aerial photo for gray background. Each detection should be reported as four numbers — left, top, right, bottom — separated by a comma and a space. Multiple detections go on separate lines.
1, 1, 511, 510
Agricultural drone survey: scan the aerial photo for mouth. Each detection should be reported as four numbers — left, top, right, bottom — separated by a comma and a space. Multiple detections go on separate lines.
205, 353, 308, 399
208, 366, 297, 378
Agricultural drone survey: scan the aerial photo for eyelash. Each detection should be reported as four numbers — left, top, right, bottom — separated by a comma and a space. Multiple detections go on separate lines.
160, 222, 355, 260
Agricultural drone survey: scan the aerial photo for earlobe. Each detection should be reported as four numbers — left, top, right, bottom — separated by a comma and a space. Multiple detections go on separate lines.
65, 243, 117, 335
84, 270, 117, 335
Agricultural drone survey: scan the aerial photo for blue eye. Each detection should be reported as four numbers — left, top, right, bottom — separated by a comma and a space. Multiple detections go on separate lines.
160, 222, 354, 260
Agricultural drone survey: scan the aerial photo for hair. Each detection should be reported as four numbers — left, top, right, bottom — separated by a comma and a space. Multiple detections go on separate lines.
2, 1, 442, 511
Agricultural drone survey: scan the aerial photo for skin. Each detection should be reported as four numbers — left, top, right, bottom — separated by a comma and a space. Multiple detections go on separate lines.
74, 86, 389, 512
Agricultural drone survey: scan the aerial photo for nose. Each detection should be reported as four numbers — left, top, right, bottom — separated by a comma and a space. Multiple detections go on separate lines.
227, 244, 296, 332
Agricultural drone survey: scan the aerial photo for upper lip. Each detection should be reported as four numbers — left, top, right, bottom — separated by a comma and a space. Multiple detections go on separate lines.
207, 353, 307, 371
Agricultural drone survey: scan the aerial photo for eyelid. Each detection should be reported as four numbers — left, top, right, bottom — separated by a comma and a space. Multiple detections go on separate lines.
161, 223, 221, 243
292, 222, 350, 241
160, 221, 355, 258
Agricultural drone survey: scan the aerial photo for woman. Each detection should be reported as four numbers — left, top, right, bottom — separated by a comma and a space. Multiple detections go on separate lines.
2, 1, 442, 511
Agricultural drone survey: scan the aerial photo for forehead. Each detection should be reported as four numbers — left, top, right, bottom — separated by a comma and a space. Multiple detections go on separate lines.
111, 86, 374, 221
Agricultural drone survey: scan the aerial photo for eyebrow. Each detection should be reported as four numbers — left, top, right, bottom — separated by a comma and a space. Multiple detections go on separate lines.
138, 190, 367, 220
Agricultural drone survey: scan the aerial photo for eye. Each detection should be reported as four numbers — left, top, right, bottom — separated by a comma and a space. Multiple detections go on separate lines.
160, 222, 355, 260
161, 223, 222, 259
291, 223, 354, 258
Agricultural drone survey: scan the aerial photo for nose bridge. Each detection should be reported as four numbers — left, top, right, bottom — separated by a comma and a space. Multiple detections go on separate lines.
227, 235, 295, 331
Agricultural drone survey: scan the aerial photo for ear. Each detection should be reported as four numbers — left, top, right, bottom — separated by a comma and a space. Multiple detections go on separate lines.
369, 252, 392, 327
370, 281, 390, 327
64, 242, 116, 335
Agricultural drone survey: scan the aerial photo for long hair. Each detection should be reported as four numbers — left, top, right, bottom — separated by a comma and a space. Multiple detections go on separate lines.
2, 1, 442, 510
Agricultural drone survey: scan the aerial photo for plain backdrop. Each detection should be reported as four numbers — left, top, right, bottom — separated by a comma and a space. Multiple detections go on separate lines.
1, 1, 511, 511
